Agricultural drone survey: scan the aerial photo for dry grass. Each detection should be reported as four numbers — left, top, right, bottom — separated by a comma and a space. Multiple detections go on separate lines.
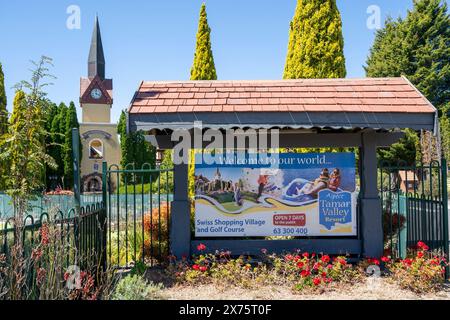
161, 278, 450, 300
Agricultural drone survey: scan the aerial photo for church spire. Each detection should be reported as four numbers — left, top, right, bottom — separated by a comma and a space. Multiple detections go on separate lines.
88, 15, 105, 79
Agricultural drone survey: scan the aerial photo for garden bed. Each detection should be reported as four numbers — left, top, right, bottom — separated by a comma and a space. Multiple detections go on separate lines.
160, 279, 450, 300
109, 240, 450, 301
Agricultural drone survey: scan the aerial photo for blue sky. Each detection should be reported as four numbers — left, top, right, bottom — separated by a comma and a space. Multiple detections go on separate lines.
1, 0, 448, 122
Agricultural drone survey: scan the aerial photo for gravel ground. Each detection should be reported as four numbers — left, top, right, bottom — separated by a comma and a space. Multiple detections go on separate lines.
161, 278, 450, 300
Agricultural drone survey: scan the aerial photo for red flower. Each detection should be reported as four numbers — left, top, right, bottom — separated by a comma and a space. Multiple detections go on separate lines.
40, 224, 49, 246
302, 252, 309, 258
36, 268, 46, 286
197, 243, 206, 251
321, 271, 327, 278
31, 248, 43, 262
381, 256, 390, 263
199, 266, 207, 272
368, 258, 380, 266
417, 241, 429, 251
313, 263, 320, 270
297, 261, 305, 269
337, 258, 347, 265
417, 251, 424, 259
64, 272, 70, 281
327, 264, 333, 269
321, 255, 330, 264
430, 259, 440, 265
192, 264, 200, 270
313, 277, 321, 286
300, 269, 311, 278
403, 258, 413, 266
285, 254, 294, 261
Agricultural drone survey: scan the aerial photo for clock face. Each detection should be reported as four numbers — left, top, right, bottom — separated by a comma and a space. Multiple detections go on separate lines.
90, 88, 102, 100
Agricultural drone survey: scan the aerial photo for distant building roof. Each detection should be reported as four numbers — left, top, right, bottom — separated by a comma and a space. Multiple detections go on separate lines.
128, 76, 437, 132
399, 170, 419, 182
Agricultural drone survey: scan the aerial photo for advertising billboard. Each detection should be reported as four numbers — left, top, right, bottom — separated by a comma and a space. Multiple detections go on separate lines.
194, 153, 357, 237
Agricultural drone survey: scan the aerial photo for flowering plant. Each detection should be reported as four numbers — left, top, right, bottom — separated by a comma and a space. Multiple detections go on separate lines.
169, 244, 363, 292
384, 241, 448, 293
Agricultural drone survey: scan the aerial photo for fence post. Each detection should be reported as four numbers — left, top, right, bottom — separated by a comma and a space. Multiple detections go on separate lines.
441, 158, 449, 278
100, 162, 108, 271
72, 128, 81, 213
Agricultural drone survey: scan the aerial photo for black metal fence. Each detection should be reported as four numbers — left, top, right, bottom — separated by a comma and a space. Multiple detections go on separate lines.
379, 160, 449, 260
0, 202, 107, 273
102, 163, 173, 269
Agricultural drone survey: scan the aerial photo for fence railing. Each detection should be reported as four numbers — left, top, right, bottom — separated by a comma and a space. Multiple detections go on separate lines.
103, 163, 173, 269
0, 193, 103, 220
379, 160, 449, 262
0, 202, 107, 280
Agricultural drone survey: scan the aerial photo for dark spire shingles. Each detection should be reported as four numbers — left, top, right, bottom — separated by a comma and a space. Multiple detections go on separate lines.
88, 15, 105, 79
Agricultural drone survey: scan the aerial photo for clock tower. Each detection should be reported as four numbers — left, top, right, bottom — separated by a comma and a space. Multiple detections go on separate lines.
79, 16, 121, 192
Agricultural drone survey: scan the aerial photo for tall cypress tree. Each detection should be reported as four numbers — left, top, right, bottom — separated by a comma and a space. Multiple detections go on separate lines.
0, 64, 7, 190
9, 91, 26, 128
0, 63, 7, 136
189, 3, 218, 209
48, 103, 68, 188
63, 102, 81, 188
366, 0, 450, 109
366, 0, 450, 163
190, 3, 217, 80
117, 110, 155, 182
1, 91, 24, 190
284, 0, 346, 79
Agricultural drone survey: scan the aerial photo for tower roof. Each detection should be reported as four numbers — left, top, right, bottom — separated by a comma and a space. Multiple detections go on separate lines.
88, 16, 105, 79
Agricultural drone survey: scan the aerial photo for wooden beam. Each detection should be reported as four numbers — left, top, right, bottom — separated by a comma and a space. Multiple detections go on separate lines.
146, 131, 405, 149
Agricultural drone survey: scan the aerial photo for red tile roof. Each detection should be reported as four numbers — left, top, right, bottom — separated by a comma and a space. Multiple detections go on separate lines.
129, 77, 435, 115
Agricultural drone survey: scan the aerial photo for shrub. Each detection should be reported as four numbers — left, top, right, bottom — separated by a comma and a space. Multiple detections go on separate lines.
265, 252, 359, 291
0, 212, 116, 300
384, 241, 448, 294
168, 244, 364, 292
143, 203, 170, 243
112, 275, 164, 300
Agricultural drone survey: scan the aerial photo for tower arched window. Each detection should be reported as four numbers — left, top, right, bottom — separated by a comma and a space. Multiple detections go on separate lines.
89, 139, 104, 159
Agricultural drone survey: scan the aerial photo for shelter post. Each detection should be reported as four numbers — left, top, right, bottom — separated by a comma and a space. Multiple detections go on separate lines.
170, 162, 191, 258
360, 131, 383, 258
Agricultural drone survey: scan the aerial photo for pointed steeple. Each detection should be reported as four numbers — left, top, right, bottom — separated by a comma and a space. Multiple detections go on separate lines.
88, 15, 105, 79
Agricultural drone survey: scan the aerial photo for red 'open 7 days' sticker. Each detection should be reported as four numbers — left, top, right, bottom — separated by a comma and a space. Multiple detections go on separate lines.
273, 214, 306, 227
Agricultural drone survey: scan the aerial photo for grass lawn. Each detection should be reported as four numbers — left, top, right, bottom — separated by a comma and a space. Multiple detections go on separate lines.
118, 183, 172, 194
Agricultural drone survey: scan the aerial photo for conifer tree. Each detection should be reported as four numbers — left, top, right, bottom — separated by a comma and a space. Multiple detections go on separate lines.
366, 0, 450, 163
190, 3, 217, 81
63, 102, 81, 188
0, 63, 7, 136
0, 64, 7, 190
188, 3, 219, 209
365, 0, 450, 109
117, 110, 155, 182
284, 0, 346, 79
48, 103, 68, 187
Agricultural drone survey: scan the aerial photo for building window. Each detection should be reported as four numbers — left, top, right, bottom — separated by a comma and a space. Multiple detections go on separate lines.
89, 139, 103, 159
